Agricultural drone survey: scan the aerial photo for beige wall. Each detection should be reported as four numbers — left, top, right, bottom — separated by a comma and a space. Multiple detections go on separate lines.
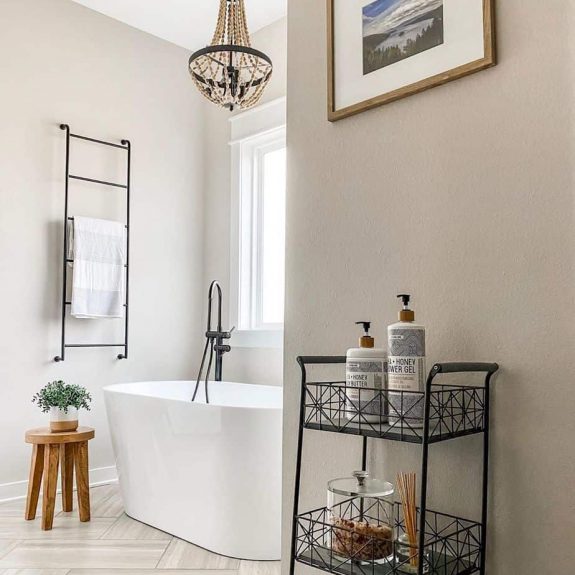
202, 18, 287, 387
283, 1, 575, 573
0, 0, 205, 493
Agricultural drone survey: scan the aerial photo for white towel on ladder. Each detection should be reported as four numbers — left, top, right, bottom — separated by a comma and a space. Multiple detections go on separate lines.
70, 216, 126, 319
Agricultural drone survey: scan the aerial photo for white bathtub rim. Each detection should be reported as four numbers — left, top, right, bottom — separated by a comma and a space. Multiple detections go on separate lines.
103, 380, 283, 411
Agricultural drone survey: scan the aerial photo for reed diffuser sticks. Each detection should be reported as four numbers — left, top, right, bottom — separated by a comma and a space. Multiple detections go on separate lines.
397, 472, 418, 568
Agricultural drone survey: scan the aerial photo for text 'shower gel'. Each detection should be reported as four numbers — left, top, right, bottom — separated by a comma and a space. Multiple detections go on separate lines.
387, 295, 426, 429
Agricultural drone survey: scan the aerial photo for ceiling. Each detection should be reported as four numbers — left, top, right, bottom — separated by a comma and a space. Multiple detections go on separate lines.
71, 0, 287, 51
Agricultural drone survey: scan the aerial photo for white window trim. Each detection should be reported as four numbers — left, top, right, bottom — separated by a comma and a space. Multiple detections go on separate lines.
229, 97, 286, 349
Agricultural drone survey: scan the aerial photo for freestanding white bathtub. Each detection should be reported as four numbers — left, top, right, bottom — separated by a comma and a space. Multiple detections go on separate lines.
103, 380, 282, 560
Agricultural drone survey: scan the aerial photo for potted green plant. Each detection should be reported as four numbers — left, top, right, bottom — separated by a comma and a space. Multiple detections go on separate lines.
32, 380, 92, 432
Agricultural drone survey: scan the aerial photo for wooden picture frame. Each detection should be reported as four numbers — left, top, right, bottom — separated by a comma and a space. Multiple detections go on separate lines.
327, 0, 496, 122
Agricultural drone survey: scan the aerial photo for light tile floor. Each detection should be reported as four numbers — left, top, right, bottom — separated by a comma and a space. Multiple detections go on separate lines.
0, 484, 281, 575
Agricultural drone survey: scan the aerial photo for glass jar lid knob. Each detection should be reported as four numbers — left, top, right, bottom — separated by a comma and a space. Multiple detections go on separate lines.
353, 470, 369, 487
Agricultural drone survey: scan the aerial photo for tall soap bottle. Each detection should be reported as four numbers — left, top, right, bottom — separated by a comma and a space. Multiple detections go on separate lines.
387, 295, 426, 428
346, 322, 388, 423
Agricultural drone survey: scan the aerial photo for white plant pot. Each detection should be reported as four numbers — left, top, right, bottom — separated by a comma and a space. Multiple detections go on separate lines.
50, 407, 78, 433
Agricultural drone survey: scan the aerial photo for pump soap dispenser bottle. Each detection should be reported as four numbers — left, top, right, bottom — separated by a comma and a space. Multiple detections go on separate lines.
387, 295, 426, 428
345, 322, 388, 423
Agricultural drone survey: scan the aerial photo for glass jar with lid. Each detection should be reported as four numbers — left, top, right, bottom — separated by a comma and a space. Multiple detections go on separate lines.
327, 471, 394, 563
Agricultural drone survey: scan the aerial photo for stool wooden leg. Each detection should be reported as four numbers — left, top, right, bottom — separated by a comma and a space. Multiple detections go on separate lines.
42, 444, 59, 530
61, 444, 74, 512
25, 444, 45, 520
74, 441, 90, 522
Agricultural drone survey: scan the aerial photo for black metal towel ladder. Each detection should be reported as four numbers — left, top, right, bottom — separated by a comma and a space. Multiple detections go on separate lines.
54, 124, 131, 362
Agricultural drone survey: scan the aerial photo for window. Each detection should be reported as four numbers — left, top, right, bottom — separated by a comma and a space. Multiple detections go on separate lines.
229, 98, 286, 348
258, 140, 286, 326
237, 129, 286, 333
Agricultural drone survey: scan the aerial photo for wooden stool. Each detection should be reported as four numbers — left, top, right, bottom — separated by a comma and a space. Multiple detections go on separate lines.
24, 427, 95, 530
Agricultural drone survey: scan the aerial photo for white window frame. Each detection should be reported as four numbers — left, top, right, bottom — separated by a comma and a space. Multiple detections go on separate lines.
229, 97, 286, 349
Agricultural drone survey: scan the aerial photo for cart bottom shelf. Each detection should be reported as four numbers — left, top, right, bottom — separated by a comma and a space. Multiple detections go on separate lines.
295, 503, 482, 575
296, 547, 478, 575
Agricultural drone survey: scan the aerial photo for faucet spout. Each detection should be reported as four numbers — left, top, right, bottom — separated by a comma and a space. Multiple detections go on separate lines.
207, 280, 223, 333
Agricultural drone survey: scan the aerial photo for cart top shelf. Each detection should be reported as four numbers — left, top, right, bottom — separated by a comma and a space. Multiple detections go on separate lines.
298, 357, 498, 445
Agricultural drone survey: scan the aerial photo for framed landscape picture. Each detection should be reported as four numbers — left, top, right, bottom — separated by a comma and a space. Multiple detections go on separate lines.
327, 0, 496, 121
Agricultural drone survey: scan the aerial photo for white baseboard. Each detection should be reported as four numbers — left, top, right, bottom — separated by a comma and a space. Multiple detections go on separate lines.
0, 465, 117, 503
89, 465, 118, 487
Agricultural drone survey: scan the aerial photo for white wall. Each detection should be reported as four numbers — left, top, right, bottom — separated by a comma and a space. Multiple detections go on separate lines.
0, 0, 205, 496
201, 18, 287, 387
283, 1, 575, 573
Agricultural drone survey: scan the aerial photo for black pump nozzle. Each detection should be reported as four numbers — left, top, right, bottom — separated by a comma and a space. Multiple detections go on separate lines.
355, 321, 371, 335
397, 294, 411, 309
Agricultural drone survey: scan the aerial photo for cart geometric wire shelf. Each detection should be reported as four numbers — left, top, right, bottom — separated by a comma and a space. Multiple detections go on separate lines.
290, 357, 499, 575
304, 377, 486, 444
296, 501, 482, 575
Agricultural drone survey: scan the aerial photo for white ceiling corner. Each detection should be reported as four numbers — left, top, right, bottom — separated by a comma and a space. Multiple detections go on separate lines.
70, 0, 287, 51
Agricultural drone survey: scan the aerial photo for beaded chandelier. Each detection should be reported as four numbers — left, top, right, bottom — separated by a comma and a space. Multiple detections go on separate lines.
189, 0, 273, 111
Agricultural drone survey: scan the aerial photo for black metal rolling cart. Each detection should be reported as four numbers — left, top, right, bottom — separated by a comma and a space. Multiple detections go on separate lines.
290, 356, 498, 575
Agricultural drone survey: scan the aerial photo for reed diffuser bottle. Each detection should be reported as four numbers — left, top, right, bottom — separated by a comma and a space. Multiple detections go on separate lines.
396, 472, 429, 574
